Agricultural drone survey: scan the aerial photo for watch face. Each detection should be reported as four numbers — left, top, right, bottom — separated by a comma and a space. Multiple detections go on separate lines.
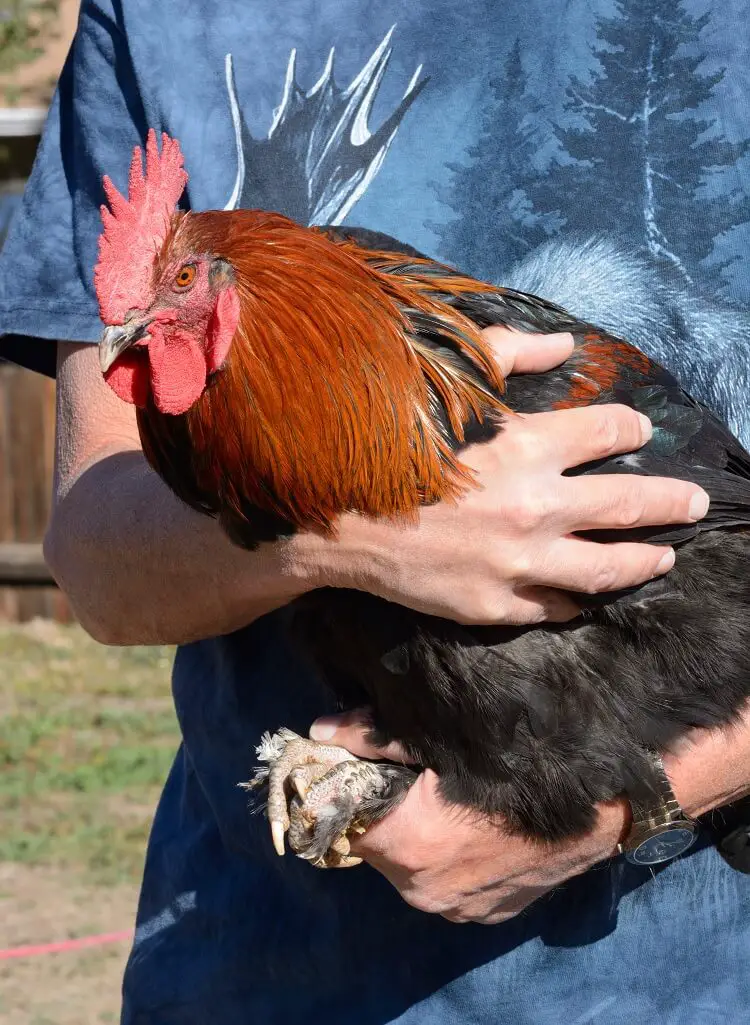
630, 827, 697, 866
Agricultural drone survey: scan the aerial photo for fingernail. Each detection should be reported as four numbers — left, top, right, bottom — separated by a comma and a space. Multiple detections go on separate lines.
688, 490, 710, 521
637, 413, 653, 442
655, 549, 675, 575
309, 717, 338, 741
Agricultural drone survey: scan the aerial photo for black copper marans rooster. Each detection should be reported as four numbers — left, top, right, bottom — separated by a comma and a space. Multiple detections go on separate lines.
96, 131, 750, 867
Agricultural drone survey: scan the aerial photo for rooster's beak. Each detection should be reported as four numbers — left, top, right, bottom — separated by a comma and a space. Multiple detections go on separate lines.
99, 320, 151, 373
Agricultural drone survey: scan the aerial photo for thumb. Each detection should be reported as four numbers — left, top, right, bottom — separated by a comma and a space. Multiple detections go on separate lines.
482, 326, 574, 377
310, 709, 413, 762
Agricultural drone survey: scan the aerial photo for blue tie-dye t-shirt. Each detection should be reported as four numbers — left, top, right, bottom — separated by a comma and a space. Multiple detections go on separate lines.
1, 1, 750, 1022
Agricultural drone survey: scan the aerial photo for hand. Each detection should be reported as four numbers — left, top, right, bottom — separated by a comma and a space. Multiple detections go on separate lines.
311, 702, 750, 924
308, 327, 709, 624
310, 712, 628, 924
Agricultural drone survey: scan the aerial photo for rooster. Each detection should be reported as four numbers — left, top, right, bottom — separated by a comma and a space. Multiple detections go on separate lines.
96, 130, 750, 868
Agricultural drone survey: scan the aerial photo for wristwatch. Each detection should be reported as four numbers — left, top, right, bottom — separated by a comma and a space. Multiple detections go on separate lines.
618, 751, 698, 866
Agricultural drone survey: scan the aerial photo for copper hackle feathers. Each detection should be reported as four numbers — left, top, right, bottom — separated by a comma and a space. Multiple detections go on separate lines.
138, 210, 510, 535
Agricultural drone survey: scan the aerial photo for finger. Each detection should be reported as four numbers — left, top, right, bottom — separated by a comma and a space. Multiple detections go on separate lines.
440, 910, 474, 924
444, 898, 541, 926
442, 906, 525, 925
481, 326, 574, 377
309, 710, 414, 762
532, 536, 676, 594
560, 474, 710, 531
505, 404, 655, 470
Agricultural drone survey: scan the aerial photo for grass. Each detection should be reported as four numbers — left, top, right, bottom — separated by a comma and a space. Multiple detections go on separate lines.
0, 619, 178, 885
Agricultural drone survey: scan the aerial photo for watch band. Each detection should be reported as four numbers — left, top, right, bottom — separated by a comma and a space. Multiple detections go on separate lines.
627, 750, 686, 831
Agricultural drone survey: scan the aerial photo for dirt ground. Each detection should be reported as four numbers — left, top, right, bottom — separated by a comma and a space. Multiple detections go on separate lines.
0, 862, 137, 1024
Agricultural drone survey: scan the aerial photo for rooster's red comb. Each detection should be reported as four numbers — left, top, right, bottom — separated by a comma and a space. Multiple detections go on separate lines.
94, 129, 188, 324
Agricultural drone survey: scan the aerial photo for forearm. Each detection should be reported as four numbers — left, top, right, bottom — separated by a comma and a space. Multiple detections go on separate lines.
44, 447, 322, 645
665, 699, 750, 818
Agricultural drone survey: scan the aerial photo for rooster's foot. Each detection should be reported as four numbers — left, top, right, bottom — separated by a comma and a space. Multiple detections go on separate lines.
244, 728, 415, 868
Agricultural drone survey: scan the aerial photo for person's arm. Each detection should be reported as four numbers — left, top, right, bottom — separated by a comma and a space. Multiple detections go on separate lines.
311, 703, 750, 924
44, 331, 707, 645
45, 341, 308, 644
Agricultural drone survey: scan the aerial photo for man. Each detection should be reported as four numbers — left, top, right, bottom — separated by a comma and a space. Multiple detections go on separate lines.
1, 1, 749, 1021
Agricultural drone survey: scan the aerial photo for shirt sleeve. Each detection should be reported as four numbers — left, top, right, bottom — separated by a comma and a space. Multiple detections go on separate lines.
0, 0, 149, 374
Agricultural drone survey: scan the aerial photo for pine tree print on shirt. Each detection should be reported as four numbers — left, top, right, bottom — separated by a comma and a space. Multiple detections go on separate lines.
431, 38, 562, 279
528, 0, 750, 291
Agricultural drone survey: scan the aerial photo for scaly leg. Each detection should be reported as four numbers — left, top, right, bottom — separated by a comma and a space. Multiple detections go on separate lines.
243, 728, 416, 868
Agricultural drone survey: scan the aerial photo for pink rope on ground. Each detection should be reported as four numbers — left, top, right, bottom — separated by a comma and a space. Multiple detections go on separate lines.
0, 930, 133, 960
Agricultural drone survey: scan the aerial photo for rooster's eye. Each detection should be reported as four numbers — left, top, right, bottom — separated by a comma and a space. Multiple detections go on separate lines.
174, 264, 197, 290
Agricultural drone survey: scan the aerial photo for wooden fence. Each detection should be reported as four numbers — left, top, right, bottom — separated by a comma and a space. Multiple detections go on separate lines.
0, 362, 70, 621
0, 6, 81, 621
